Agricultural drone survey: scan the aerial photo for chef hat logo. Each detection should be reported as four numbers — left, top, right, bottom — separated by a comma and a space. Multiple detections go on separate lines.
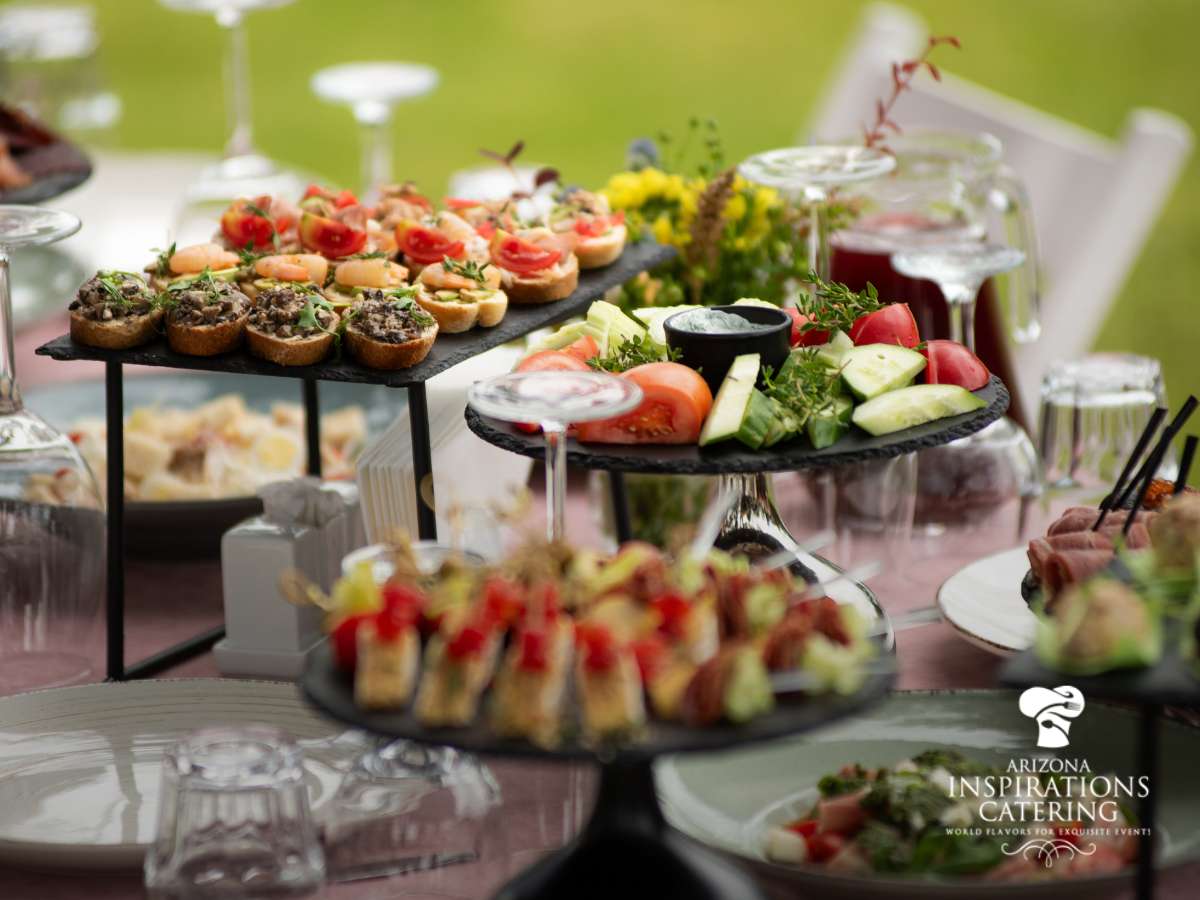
1018, 685, 1085, 748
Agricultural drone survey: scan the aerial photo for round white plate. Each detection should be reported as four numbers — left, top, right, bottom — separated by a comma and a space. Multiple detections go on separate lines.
937, 546, 1036, 656
0, 679, 360, 870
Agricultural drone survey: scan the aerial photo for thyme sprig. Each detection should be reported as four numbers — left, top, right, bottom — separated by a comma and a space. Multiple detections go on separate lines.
797, 270, 882, 336
587, 333, 680, 373
763, 348, 843, 424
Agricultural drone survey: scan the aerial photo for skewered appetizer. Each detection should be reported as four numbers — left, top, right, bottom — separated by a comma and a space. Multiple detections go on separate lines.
312, 535, 876, 750
162, 272, 252, 357
342, 288, 438, 370
415, 257, 507, 332
245, 284, 339, 366
68, 271, 161, 349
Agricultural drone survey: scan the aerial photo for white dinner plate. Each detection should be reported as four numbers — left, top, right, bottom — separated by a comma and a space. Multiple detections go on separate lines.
0, 679, 359, 870
937, 546, 1036, 656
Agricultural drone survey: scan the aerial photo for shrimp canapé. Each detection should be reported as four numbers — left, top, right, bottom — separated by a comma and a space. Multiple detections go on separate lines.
254, 254, 329, 283
418, 258, 501, 292
334, 257, 408, 289
169, 243, 240, 276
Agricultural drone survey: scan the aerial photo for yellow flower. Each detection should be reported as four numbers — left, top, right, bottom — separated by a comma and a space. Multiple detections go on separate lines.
723, 193, 747, 223
602, 172, 646, 210
639, 167, 669, 198
663, 174, 685, 201
754, 186, 780, 213
652, 212, 674, 246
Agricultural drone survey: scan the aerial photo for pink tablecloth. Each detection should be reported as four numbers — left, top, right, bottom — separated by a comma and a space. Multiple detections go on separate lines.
4, 322, 1195, 899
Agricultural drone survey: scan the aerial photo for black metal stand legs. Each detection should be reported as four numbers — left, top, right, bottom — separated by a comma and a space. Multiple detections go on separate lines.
1135, 704, 1160, 900
408, 381, 437, 540
493, 760, 765, 900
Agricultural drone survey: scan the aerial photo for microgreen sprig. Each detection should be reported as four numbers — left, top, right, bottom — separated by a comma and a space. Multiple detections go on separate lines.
441, 256, 492, 286
150, 243, 176, 277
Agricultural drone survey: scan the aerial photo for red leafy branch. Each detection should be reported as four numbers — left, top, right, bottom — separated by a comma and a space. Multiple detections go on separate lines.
863, 35, 961, 151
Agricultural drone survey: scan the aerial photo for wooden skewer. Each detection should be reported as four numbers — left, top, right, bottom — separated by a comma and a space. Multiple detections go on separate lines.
1094, 406, 1166, 530
1112, 395, 1198, 512
1175, 435, 1197, 495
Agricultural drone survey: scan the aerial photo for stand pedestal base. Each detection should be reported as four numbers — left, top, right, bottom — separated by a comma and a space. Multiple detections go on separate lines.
492, 760, 764, 900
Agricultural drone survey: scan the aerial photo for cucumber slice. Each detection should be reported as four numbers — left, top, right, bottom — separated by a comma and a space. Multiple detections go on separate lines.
527, 320, 606, 355
814, 330, 854, 369
840, 343, 927, 400
852, 384, 986, 437
805, 395, 854, 449
735, 390, 776, 450
169, 266, 240, 288
762, 397, 802, 448
699, 353, 760, 446
587, 300, 645, 348
732, 297, 778, 309
633, 305, 701, 346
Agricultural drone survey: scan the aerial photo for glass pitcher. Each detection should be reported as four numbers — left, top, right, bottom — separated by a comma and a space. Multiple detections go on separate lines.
830, 130, 1040, 420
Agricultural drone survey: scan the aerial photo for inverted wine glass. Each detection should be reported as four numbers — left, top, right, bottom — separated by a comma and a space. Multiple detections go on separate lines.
0, 205, 105, 694
891, 243, 1040, 544
159, 0, 304, 202
468, 371, 642, 541
311, 62, 439, 199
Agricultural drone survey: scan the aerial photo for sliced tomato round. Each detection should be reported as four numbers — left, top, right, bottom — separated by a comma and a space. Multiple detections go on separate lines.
784, 308, 829, 347
298, 211, 367, 258
805, 832, 846, 863
922, 339, 990, 390
849, 303, 920, 348
492, 233, 561, 276
574, 211, 625, 238
220, 195, 277, 249
562, 335, 600, 363
576, 362, 713, 445
399, 225, 465, 266
475, 220, 496, 240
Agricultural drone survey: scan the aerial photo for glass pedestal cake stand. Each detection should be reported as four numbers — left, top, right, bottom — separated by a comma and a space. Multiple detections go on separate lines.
466, 377, 1009, 570
301, 642, 895, 900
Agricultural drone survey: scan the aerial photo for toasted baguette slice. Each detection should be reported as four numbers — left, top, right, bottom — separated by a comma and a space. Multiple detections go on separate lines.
245, 321, 336, 367
474, 289, 508, 327
165, 313, 247, 356
70, 308, 162, 350
489, 620, 574, 748
354, 623, 421, 711
415, 630, 502, 727
503, 252, 579, 304
576, 649, 646, 745
414, 290, 480, 333
575, 224, 626, 269
345, 322, 437, 370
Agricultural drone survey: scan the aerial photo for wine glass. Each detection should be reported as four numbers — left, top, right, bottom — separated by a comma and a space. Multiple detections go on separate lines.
0, 205, 106, 695
467, 371, 643, 541
311, 62, 439, 199
158, 0, 304, 202
890, 243, 1041, 544
702, 146, 894, 560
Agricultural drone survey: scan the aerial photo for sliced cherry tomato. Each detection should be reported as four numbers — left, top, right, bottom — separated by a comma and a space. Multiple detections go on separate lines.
474, 220, 496, 240
299, 211, 367, 258
651, 592, 692, 639
631, 635, 667, 682
491, 233, 561, 276
922, 339, 990, 391
483, 577, 525, 627
786, 819, 819, 839
573, 211, 625, 239
525, 582, 561, 623
304, 184, 359, 209
330, 612, 376, 672
849, 302, 920, 348
783, 308, 829, 347
517, 630, 550, 672
516, 350, 591, 374
805, 832, 846, 863
398, 225, 465, 266
576, 623, 618, 673
562, 335, 601, 363
576, 362, 713, 445
221, 195, 278, 249
381, 582, 425, 621
445, 197, 483, 210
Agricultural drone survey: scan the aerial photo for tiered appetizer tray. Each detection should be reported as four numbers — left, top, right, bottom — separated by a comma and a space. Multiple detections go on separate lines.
35, 239, 674, 681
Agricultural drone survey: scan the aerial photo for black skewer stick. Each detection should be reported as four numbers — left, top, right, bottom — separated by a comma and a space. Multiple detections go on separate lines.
1175, 435, 1197, 495
1094, 406, 1167, 530
1114, 395, 1199, 511
1124, 436, 1172, 536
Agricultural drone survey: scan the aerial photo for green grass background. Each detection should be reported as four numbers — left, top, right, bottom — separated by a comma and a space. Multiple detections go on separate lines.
41, 0, 1200, 404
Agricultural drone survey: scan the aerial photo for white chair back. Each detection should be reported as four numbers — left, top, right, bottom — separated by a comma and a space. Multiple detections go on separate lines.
808, 3, 1193, 424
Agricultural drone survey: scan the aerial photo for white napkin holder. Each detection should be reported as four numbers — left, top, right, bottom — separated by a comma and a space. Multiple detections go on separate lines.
214, 479, 365, 679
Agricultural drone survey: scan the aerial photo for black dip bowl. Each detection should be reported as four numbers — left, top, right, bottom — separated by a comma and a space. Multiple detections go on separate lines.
664, 304, 791, 394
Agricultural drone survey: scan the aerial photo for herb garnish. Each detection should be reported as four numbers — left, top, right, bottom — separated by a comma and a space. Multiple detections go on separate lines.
150, 244, 176, 277
297, 295, 336, 333
796, 270, 882, 337
95, 270, 138, 305
441, 256, 492, 286
762, 347, 843, 425
588, 334, 680, 373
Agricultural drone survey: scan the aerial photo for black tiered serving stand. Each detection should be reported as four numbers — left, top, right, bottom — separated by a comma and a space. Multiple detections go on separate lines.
34, 240, 675, 682
301, 642, 895, 900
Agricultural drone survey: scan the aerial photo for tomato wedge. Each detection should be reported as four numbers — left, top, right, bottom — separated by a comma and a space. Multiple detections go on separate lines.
298, 211, 367, 258
562, 335, 600, 363
922, 339, 990, 391
515, 350, 591, 374
576, 362, 712, 445
783, 308, 829, 347
398, 225, 465, 266
304, 184, 359, 208
220, 195, 279, 249
492, 233, 561, 276
849, 303, 920, 348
